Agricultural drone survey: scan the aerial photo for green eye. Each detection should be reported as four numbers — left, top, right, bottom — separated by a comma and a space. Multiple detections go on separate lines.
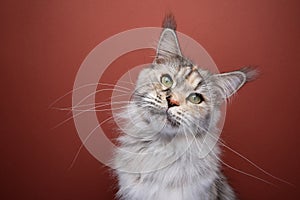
161, 74, 173, 88
187, 93, 204, 104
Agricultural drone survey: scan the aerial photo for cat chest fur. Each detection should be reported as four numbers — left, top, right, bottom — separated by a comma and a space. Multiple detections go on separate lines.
115, 136, 220, 200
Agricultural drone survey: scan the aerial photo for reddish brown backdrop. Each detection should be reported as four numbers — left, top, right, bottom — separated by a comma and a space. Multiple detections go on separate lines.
1, 0, 300, 199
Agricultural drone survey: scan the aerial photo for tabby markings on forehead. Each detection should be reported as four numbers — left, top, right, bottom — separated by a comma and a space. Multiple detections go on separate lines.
194, 79, 204, 91
184, 66, 198, 79
180, 66, 203, 90
175, 65, 192, 79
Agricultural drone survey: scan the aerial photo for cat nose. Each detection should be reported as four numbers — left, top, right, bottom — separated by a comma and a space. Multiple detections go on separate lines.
166, 95, 180, 107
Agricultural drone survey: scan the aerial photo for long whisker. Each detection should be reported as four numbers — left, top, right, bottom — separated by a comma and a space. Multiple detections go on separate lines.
68, 116, 114, 170
182, 115, 227, 145
52, 101, 131, 111
191, 119, 294, 187
49, 82, 131, 108
54, 106, 128, 113
72, 88, 129, 110
117, 80, 136, 86
52, 103, 130, 129
53, 98, 131, 110
128, 70, 134, 85
187, 130, 276, 187
215, 135, 295, 186
182, 126, 199, 161
64, 87, 129, 116
186, 118, 292, 187
185, 126, 206, 154
209, 148, 277, 187
111, 92, 132, 100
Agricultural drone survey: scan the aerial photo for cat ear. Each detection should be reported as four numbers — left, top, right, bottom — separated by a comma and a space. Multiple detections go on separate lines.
155, 29, 182, 59
214, 71, 247, 98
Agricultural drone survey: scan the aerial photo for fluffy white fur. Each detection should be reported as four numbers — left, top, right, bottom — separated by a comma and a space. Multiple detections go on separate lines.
113, 14, 254, 200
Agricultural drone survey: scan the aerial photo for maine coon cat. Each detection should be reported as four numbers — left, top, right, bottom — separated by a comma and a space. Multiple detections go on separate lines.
113, 14, 256, 200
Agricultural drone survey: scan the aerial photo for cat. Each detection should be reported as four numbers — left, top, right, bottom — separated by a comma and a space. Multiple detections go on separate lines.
113, 14, 256, 200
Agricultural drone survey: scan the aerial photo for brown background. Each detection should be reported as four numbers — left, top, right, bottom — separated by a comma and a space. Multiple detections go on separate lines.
1, 0, 300, 199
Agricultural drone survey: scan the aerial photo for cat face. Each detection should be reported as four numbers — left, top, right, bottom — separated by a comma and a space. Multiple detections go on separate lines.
133, 58, 215, 136
129, 27, 252, 137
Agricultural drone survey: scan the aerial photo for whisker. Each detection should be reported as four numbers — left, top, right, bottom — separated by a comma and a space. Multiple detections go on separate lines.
117, 80, 136, 86
189, 131, 277, 187
209, 148, 278, 187
68, 116, 114, 170
49, 82, 131, 109
185, 126, 205, 154
54, 106, 128, 113
219, 137, 294, 186
111, 93, 132, 100
51, 103, 130, 129
128, 70, 134, 85
52, 101, 131, 111
74, 99, 131, 109
187, 118, 292, 187
72, 88, 129, 110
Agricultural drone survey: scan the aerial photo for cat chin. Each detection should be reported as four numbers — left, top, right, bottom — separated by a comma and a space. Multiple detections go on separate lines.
144, 112, 183, 137
159, 123, 181, 137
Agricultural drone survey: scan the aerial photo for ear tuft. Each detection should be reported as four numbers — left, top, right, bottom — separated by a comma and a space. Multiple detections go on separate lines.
239, 66, 260, 82
162, 13, 177, 30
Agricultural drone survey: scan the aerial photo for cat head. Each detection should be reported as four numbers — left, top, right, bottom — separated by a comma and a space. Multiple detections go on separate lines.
129, 14, 256, 137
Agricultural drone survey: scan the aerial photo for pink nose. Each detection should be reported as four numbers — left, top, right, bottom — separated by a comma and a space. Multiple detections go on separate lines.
169, 97, 180, 106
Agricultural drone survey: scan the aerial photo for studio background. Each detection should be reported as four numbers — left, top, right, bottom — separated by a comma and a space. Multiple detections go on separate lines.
1, 0, 300, 199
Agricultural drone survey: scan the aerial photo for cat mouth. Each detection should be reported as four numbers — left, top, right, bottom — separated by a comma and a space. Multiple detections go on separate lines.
147, 106, 180, 127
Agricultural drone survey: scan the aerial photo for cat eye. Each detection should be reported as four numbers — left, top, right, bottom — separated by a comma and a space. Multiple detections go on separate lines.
161, 74, 173, 88
187, 93, 204, 104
